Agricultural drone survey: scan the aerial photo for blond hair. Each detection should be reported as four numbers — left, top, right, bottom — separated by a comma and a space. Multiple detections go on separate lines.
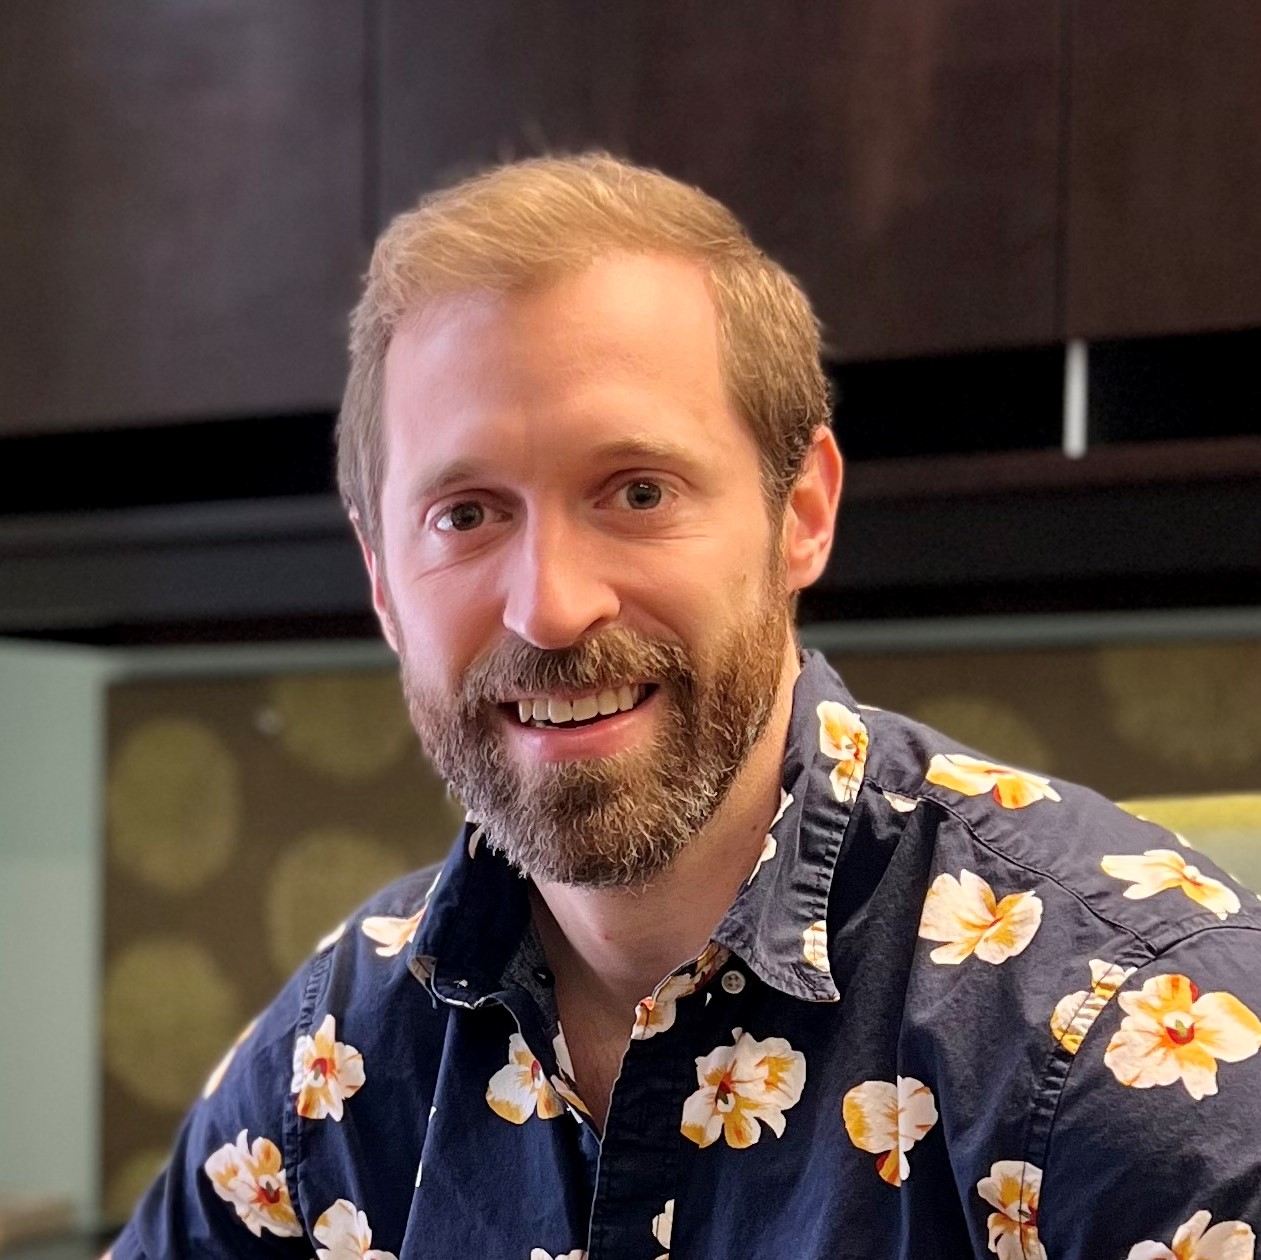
337, 152, 830, 547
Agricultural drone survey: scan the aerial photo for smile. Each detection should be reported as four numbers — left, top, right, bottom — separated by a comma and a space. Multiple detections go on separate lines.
502, 684, 656, 730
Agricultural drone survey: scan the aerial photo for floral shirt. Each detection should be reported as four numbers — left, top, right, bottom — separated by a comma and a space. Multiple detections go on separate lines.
112, 650, 1261, 1260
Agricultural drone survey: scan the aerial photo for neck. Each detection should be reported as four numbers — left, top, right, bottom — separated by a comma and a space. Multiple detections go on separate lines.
531, 642, 801, 1024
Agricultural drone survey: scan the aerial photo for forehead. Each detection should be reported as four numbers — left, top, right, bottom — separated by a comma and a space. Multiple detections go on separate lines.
380, 253, 738, 462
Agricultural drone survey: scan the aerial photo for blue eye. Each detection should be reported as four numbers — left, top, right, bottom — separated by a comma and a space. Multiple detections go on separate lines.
435, 502, 485, 532
624, 481, 663, 510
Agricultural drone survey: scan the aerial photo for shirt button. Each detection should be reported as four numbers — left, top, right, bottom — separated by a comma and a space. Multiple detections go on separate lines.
721, 969, 746, 995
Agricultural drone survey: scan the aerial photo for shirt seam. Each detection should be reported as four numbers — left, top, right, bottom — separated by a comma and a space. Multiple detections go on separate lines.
1030, 920, 1261, 1219
283, 947, 335, 1239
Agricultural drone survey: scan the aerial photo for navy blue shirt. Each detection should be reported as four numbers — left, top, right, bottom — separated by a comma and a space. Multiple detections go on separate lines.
112, 650, 1261, 1259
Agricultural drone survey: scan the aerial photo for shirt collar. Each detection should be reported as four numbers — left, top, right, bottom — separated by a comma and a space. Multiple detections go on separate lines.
411, 648, 864, 1008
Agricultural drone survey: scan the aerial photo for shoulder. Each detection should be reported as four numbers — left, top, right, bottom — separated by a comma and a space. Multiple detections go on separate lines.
855, 701, 1261, 957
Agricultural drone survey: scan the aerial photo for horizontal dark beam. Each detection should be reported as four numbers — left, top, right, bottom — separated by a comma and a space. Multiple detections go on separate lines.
1, 441, 1258, 643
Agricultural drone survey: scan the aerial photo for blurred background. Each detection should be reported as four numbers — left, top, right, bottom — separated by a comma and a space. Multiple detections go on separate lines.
1, 0, 1259, 1251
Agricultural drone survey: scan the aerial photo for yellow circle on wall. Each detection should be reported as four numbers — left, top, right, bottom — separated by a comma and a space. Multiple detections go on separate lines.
104, 938, 242, 1110
1098, 642, 1261, 773
108, 718, 241, 893
267, 672, 415, 781
911, 694, 1054, 774
265, 827, 410, 975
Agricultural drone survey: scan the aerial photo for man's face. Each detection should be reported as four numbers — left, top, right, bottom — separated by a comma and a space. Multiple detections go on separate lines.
370, 253, 795, 888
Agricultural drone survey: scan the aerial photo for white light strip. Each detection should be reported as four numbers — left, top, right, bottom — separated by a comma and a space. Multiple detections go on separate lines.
1063, 338, 1088, 459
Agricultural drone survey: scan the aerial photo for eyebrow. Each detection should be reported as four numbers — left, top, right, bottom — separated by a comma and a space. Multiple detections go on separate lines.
406, 436, 704, 507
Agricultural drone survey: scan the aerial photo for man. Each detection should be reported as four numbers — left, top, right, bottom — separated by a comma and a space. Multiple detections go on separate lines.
111, 154, 1261, 1259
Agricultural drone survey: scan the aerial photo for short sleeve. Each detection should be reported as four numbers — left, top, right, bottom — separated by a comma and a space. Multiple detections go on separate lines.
1039, 924, 1261, 1258
107, 955, 325, 1259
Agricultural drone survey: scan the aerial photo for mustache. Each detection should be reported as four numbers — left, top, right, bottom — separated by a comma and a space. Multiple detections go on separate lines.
460, 626, 693, 711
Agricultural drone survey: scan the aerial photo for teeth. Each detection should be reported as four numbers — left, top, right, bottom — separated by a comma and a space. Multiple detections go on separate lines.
513, 684, 649, 726
571, 695, 599, 721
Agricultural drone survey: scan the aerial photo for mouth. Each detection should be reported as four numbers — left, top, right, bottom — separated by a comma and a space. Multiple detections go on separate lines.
498, 683, 658, 731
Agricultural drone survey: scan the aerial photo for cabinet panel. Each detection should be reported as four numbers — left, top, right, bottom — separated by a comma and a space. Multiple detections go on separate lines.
0, 1, 366, 434
626, 0, 1062, 359
377, 0, 640, 222
1067, 0, 1261, 338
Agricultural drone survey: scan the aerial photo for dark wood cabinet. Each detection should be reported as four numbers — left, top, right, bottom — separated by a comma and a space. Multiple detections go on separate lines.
626, 0, 1063, 361
0, 1, 367, 435
377, 0, 640, 222
1066, 0, 1261, 339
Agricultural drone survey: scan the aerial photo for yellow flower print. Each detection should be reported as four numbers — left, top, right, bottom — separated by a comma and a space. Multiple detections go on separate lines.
882, 790, 919, 813
291, 1014, 366, 1121
203, 1015, 259, 1099
817, 701, 869, 804
1101, 849, 1241, 921
681, 1027, 806, 1149
530, 1251, 585, 1260
202, 1129, 303, 1239
314, 1198, 398, 1260
1104, 972, 1261, 1100
486, 1032, 567, 1124
632, 943, 730, 1040
1049, 959, 1137, 1054
362, 870, 440, 957
842, 1076, 938, 1186
802, 921, 830, 973
1126, 1209, 1255, 1259
976, 1160, 1046, 1260
652, 1199, 673, 1259
918, 869, 1043, 965
550, 1026, 590, 1117
926, 754, 1061, 810
361, 909, 424, 957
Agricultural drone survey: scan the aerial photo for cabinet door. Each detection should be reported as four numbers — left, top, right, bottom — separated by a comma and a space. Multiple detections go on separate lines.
0, 1, 366, 434
376, 0, 640, 223
626, 0, 1062, 360
1067, 0, 1261, 338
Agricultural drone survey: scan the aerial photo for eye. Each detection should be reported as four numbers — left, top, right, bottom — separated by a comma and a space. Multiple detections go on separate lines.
621, 480, 664, 510
433, 501, 486, 533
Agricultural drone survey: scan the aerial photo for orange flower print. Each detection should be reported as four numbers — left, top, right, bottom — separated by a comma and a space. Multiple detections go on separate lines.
202, 1129, 303, 1239
203, 1015, 259, 1099
882, 790, 919, 813
487, 1032, 567, 1124
976, 1160, 1046, 1260
361, 909, 424, 957
652, 1199, 673, 1260
842, 1076, 938, 1186
1125, 1209, 1255, 1259
291, 1014, 366, 1121
550, 1026, 590, 1117
918, 870, 1043, 965
802, 921, 830, 973
681, 1027, 806, 1149
1049, 959, 1137, 1054
817, 701, 869, 804
314, 1198, 398, 1260
1101, 849, 1241, 921
926, 754, 1061, 810
1104, 972, 1261, 1100
632, 943, 730, 1040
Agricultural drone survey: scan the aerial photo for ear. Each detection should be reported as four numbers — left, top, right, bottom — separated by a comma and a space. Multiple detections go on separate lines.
780, 426, 843, 595
350, 512, 400, 655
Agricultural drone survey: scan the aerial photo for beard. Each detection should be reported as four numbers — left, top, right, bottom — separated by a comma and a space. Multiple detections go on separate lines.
395, 558, 790, 889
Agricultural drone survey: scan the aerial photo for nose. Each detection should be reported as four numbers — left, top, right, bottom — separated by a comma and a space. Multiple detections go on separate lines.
500, 515, 621, 650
